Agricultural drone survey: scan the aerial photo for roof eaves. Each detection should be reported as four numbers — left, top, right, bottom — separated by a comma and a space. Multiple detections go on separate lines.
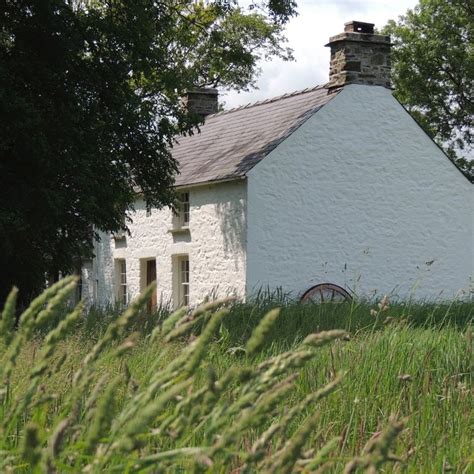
175, 175, 246, 190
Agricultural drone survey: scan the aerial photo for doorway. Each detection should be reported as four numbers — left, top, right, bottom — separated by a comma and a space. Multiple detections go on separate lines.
145, 259, 157, 312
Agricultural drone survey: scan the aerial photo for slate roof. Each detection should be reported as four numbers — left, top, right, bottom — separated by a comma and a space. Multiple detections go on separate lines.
173, 85, 340, 187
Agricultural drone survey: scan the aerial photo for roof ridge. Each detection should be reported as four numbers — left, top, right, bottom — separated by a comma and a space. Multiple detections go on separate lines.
212, 84, 328, 118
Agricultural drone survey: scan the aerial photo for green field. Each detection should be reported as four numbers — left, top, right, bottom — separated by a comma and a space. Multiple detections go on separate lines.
0, 279, 472, 472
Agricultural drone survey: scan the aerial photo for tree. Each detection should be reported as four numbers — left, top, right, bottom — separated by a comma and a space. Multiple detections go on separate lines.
384, 0, 473, 179
0, 0, 297, 306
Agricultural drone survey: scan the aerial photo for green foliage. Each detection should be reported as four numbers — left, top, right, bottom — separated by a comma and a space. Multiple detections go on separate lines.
384, 0, 473, 179
0, 0, 296, 306
0, 278, 426, 472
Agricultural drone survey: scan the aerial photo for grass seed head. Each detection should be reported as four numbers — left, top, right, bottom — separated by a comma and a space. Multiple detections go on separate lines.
0, 287, 18, 346
49, 418, 71, 460
160, 307, 187, 337
378, 295, 390, 312
302, 330, 347, 348
185, 308, 229, 374
17, 276, 77, 331
246, 308, 281, 355
270, 411, 321, 474
398, 374, 412, 382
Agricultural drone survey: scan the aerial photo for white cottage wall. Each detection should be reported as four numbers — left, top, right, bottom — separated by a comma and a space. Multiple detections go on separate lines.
84, 180, 247, 307
246, 84, 473, 300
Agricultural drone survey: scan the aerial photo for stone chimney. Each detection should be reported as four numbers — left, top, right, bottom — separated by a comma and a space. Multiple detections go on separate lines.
182, 88, 218, 118
325, 21, 391, 89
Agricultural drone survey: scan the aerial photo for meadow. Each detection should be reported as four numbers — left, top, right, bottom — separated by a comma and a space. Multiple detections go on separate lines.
0, 277, 472, 472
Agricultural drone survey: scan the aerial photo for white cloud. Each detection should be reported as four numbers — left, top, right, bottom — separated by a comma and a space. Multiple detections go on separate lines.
221, 0, 418, 109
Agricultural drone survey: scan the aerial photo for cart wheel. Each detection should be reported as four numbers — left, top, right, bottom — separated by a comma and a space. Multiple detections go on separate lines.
300, 283, 352, 304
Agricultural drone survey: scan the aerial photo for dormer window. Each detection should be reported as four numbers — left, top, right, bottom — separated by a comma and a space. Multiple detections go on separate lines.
173, 192, 190, 229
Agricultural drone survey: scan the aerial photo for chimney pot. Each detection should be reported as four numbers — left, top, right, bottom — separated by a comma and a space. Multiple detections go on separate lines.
344, 21, 374, 34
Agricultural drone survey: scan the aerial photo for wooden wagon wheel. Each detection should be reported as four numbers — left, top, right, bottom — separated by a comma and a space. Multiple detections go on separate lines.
300, 283, 352, 304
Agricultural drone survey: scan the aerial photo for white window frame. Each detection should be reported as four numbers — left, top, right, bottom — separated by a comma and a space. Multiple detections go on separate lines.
173, 255, 190, 307
172, 192, 190, 229
115, 259, 128, 306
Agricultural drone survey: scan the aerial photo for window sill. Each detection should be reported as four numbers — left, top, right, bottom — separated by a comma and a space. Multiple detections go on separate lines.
168, 226, 190, 235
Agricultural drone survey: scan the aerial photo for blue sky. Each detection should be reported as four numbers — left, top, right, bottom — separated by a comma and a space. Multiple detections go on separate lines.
223, 0, 419, 109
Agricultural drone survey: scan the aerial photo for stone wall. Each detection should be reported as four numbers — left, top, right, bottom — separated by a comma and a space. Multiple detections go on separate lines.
182, 88, 218, 118
326, 22, 391, 89
82, 180, 247, 308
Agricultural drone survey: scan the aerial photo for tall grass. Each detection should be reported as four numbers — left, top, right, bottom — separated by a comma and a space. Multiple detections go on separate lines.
222, 294, 472, 345
1, 280, 472, 472
81, 294, 473, 345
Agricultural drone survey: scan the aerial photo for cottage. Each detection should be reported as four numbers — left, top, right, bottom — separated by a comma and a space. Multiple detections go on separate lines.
82, 21, 473, 308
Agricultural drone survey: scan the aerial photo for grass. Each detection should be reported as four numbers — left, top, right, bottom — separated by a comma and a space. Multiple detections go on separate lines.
79, 294, 473, 343
0, 279, 473, 472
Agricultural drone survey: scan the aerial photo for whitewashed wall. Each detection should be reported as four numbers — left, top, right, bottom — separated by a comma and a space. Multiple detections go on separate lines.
83, 180, 247, 307
246, 84, 473, 300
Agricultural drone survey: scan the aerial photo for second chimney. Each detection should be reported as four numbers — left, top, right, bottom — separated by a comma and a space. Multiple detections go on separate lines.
325, 21, 391, 89
182, 88, 218, 119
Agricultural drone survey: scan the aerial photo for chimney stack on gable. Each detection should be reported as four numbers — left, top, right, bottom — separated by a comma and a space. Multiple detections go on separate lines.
182, 88, 218, 119
325, 21, 391, 89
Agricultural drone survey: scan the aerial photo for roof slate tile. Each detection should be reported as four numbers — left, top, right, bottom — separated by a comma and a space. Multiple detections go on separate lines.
172, 85, 339, 187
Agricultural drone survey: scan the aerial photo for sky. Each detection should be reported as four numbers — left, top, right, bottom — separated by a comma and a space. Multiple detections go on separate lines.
222, 0, 419, 109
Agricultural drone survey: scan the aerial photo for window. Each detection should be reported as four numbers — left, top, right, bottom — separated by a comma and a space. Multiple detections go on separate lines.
180, 257, 190, 306
173, 192, 190, 229
173, 255, 189, 307
181, 193, 190, 226
93, 279, 99, 302
115, 259, 127, 305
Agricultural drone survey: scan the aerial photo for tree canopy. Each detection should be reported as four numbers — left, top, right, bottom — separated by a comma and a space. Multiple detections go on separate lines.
0, 0, 297, 305
384, 0, 473, 179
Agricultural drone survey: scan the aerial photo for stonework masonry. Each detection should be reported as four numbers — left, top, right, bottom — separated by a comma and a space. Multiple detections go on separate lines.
182, 88, 218, 118
81, 180, 247, 308
326, 21, 391, 89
